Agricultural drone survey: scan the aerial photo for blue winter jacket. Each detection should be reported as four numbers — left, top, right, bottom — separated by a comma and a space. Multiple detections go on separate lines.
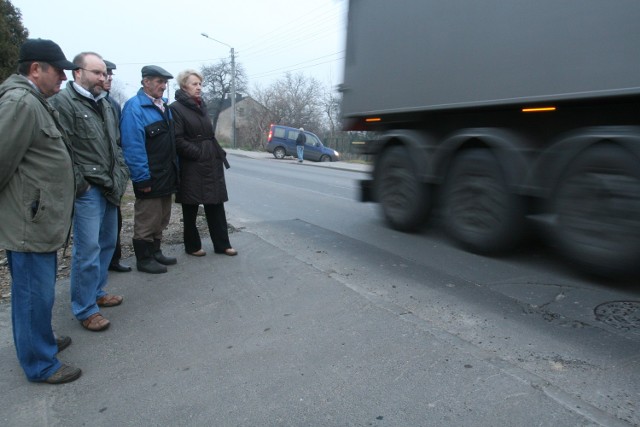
120, 88, 178, 198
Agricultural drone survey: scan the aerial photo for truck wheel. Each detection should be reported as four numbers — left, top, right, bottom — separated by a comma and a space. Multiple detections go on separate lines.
553, 144, 640, 277
273, 146, 286, 159
442, 149, 523, 254
376, 145, 430, 231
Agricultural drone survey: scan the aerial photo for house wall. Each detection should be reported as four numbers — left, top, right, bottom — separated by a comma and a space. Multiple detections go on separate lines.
216, 97, 270, 148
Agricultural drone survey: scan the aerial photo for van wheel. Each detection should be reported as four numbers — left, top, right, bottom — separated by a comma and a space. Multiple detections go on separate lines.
553, 144, 640, 277
273, 147, 286, 159
320, 155, 331, 162
442, 149, 523, 254
376, 146, 430, 231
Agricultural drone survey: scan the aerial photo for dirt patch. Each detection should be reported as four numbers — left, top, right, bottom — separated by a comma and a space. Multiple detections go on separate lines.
0, 183, 215, 304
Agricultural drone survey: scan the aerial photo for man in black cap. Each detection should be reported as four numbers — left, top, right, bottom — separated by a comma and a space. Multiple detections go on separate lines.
121, 65, 179, 274
103, 60, 131, 273
0, 38, 82, 384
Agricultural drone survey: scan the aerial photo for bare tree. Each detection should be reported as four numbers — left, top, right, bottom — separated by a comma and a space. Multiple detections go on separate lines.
253, 72, 325, 135
200, 59, 247, 131
109, 80, 128, 106
322, 86, 342, 136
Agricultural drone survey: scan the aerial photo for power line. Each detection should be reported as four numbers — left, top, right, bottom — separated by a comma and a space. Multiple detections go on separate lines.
238, 3, 347, 85
239, 3, 342, 54
117, 55, 228, 66
249, 51, 344, 80
119, 2, 347, 87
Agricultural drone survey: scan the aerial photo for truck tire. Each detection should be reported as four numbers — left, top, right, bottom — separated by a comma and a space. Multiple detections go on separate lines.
442, 149, 524, 254
553, 144, 640, 277
376, 145, 430, 231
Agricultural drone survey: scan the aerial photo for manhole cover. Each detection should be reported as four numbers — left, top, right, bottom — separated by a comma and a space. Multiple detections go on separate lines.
594, 301, 640, 331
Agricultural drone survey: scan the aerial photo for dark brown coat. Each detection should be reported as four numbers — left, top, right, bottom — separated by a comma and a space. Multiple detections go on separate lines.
170, 89, 229, 205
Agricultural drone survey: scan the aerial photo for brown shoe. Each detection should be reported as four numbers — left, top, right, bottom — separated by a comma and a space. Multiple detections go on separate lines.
55, 335, 72, 352
96, 294, 123, 307
43, 364, 82, 384
223, 248, 237, 256
187, 249, 206, 257
81, 313, 110, 332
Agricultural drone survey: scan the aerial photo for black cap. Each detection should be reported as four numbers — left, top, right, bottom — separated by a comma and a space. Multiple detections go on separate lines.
104, 60, 116, 72
141, 65, 173, 79
19, 38, 78, 70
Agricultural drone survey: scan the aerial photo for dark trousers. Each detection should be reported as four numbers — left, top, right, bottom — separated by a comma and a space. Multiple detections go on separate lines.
110, 206, 123, 265
181, 203, 231, 254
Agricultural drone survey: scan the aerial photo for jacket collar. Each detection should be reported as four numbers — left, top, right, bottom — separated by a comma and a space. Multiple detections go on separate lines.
0, 74, 46, 101
71, 82, 107, 102
175, 88, 206, 115
137, 87, 167, 106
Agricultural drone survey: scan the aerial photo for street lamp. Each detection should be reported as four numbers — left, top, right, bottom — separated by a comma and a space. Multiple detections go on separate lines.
201, 32, 236, 148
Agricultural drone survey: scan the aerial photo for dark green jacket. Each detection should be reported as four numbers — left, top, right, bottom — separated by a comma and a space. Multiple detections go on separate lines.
0, 74, 76, 252
51, 82, 129, 205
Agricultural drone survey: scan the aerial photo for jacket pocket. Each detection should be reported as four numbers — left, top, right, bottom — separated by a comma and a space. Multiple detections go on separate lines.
41, 124, 63, 140
145, 121, 168, 139
80, 164, 113, 189
23, 186, 46, 223
74, 112, 99, 139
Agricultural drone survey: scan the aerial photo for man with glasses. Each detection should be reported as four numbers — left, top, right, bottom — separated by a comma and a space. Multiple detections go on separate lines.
0, 38, 81, 383
51, 52, 129, 332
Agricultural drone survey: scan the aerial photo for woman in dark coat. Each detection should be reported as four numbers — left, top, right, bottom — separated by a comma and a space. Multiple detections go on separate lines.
169, 70, 237, 257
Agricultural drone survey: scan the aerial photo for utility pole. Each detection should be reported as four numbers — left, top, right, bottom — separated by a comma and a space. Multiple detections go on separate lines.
201, 32, 236, 148
230, 47, 236, 149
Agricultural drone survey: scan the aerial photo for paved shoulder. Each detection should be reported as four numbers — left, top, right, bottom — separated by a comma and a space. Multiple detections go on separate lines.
0, 229, 601, 426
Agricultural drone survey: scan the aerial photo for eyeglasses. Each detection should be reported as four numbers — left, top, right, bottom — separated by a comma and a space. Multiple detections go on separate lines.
80, 68, 108, 79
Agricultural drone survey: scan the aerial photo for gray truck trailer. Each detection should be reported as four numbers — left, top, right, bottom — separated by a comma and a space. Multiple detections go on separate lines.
340, 0, 640, 277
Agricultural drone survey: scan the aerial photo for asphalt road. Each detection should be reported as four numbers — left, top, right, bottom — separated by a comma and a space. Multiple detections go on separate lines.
0, 150, 638, 426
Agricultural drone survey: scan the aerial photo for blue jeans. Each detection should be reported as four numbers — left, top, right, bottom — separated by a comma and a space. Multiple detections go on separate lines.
297, 145, 304, 161
70, 186, 118, 320
7, 251, 61, 382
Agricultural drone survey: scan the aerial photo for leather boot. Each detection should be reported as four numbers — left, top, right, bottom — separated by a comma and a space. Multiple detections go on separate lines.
153, 239, 177, 265
133, 239, 167, 274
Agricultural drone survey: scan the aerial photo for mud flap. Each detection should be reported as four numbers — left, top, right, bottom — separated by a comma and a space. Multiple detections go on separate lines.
360, 179, 376, 202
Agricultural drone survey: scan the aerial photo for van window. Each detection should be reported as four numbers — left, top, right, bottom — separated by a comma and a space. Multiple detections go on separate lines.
288, 130, 299, 141
306, 133, 321, 146
273, 127, 286, 139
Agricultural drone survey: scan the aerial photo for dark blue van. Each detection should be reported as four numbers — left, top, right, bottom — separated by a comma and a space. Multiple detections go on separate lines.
266, 125, 340, 162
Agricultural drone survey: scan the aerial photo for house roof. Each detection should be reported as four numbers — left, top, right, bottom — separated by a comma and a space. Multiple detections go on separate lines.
219, 94, 268, 112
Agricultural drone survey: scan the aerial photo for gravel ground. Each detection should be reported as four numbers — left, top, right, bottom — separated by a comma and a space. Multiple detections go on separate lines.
0, 183, 214, 304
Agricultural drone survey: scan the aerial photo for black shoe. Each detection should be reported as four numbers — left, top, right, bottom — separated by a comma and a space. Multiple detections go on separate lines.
152, 239, 177, 265
153, 252, 177, 265
109, 262, 132, 272
137, 258, 168, 274
43, 364, 82, 384
55, 335, 72, 353
133, 239, 168, 274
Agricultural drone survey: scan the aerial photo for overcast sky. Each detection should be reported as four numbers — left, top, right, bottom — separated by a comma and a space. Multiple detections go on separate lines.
11, 0, 347, 100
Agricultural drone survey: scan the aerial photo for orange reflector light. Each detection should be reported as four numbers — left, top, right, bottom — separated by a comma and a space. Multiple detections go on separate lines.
365, 117, 382, 122
522, 107, 556, 113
